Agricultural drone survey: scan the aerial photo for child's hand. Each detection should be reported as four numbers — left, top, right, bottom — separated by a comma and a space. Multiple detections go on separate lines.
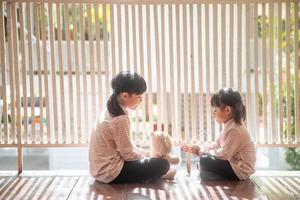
181, 144, 200, 156
181, 144, 191, 153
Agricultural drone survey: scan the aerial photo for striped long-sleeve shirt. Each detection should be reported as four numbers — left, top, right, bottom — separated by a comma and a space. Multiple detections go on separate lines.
201, 119, 256, 180
89, 109, 147, 183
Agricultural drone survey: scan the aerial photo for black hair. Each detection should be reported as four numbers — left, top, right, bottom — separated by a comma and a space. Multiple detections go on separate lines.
107, 71, 147, 117
211, 88, 246, 124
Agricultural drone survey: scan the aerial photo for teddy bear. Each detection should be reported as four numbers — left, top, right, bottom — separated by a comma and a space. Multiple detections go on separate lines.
150, 131, 180, 179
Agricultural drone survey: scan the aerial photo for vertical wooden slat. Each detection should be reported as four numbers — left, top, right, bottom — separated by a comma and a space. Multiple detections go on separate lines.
205, 1, 211, 142
94, 4, 103, 113
168, 4, 176, 139
269, 1, 275, 143
48, 2, 59, 143
87, 3, 96, 125
161, 5, 168, 133
0, 2, 8, 143
79, 3, 88, 143
125, 4, 130, 70
213, 0, 218, 136
262, 3, 268, 143
294, 2, 299, 143
229, 1, 233, 87
245, 1, 251, 131
286, 1, 291, 143
146, 4, 153, 134
197, 3, 204, 143
26, 2, 35, 142
182, 3, 189, 141
56, 3, 66, 143
237, 1, 242, 93
7, 3, 16, 143
221, 0, 226, 87
19, 2, 28, 143
117, 4, 122, 72
132, 5, 140, 138
41, 3, 51, 143
254, 0, 260, 143
110, 4, 116, 78
34, 2, 44, 142
11, 2, 22, 172
72, 3, 82, 143
64, 3, 75, 143
138, 4, 146, 141
103, 3, 109, 122
277, 0, 283, 143
153, 5, 162, 131
189, 4, 196, 142
175, 4, 181, 143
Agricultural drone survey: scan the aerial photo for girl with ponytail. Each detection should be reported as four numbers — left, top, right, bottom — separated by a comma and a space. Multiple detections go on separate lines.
89, 71, 170, 183
182, 88, 256, 181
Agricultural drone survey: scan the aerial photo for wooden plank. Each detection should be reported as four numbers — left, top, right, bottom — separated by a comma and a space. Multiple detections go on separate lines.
87, 3, 96, 124
125, 4, 130, 71
190, 4, 196, 142
19, 2, 29, 143
237, 1, 242, 93
41, 3, 51, 143
212, 0, 218, 138
79, 3, 89, 143
103, 3, 110, 120
11, 2, 22, 172
277, 0, 283, 143
56, 3, 67, 143
138, 4, 147, 143
252, 176, 297, 200
34, 2, 44, 143
7, 3, 16, 143
229, 1, 233, 87
285, 1, 291, 143
168, 4, 176, 139
0, 2, 9, 143
175, 4, 181, 143
262, 3, 268, 143
154, 4, 162, 131
72, 3, 82, 142
146, 4, 154, 134
221, 0, 226, 87
117, 4, 123, 71
65, 2, 75, 143
26, 2, 36, 143
269, 1, 275, 143
294, 1, 299, 143
205, 2, 211, 142
254, 0, 260, 144
48, 2, 59, 143
197, 3, 204, 143
161, 5, 168, 133
245, 1, 251, 133
94, 3, 103, 113
110, 4, 117, 78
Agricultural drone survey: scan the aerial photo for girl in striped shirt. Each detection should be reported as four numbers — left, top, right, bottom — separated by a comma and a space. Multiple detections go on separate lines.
89, 71, 170, 183
182, 88, 256, 180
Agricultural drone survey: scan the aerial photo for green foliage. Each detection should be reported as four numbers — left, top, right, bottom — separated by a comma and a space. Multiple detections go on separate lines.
285, 148, 300, 170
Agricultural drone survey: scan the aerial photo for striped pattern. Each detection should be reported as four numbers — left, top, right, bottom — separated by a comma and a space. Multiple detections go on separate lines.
202, 119, 256, 180
89, 109, 146, 183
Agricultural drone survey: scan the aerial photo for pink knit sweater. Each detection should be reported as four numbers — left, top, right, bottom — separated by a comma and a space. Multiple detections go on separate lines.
89, 109, 146, 183
201, 119, 256, 180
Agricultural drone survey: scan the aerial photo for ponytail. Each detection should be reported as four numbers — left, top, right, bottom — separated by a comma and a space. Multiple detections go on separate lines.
107, 93, 125, 117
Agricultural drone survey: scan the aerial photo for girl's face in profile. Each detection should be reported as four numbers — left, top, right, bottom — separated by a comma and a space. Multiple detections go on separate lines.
120, 93, 143, 110
213, 106, 232, 123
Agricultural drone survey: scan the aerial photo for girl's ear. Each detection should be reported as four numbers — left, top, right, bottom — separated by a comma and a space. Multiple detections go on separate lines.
120, 92, 129, 100
225, 106, 232, 115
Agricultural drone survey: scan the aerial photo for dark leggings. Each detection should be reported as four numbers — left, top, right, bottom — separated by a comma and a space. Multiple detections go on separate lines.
199, 153, 239, 181
110, 158, 170, 184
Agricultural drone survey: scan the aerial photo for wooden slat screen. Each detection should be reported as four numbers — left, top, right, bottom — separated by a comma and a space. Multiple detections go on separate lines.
0, 0, 299, 148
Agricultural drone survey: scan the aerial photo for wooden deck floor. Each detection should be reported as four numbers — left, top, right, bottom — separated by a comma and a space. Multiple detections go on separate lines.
0, 170, 300, 200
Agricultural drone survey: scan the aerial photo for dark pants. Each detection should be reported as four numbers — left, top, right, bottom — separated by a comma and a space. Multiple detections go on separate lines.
110, 158, 170, 184
199, 153, 239, 181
